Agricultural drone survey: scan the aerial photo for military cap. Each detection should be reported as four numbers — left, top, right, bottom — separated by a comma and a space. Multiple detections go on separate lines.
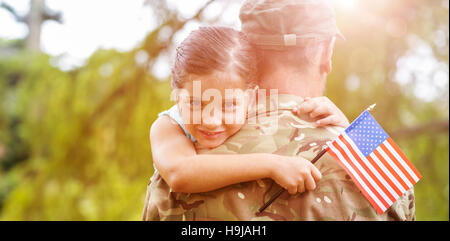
240, 0, 344, 50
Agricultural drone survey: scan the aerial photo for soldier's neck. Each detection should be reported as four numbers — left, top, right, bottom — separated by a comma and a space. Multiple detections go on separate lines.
258, 68, 327, 97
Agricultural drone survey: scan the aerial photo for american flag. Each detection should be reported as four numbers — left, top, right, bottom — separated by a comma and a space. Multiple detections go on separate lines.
326, 110, 422, 215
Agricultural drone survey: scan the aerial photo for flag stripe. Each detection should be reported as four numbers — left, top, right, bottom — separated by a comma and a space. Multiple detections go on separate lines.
380, 142, 417, 185
331, 141, 388, 211
327, 146, 385, 214
383, 141, 419, 182
373, 149, 410, 190
386, 137, 422, 180
337, 136, 393, 205
368, 152, 406, 193
376, 147, 413, 188
340, 135, 396, 203
343, 134, 400, 200
365, 154, 402, 198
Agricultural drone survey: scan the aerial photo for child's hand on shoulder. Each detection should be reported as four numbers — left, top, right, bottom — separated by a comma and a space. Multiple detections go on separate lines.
293, 96, 349, 128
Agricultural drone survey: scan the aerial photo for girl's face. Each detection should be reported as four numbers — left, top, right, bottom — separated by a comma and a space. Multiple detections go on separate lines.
176, 72, 253, 149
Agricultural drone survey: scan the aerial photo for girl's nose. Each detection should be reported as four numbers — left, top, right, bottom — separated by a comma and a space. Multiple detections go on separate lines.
202, 111, 223, 129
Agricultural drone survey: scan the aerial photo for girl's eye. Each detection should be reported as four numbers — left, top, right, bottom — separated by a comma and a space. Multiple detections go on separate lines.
191, 100, 202, 109
224, 101, 237, 110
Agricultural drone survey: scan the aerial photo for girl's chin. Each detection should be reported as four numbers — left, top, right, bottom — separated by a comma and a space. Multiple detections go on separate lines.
197, 139, 226, 149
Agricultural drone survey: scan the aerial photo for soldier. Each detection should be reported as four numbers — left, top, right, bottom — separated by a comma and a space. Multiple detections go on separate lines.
142, 0, 415, 221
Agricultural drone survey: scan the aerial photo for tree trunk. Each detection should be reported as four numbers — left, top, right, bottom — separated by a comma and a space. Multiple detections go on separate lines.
26, 0, 46, 51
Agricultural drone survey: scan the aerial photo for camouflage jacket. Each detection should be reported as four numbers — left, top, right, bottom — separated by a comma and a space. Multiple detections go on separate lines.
142, 94, 415, 221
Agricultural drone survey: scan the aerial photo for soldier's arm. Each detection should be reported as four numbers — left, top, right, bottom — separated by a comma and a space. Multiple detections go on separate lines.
150, 116, 321, 194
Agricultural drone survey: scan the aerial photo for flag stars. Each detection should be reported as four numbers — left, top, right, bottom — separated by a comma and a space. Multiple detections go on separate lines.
345, 111, 389, 156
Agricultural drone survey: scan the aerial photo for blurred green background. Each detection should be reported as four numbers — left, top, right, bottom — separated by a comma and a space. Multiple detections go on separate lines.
0, 0, 448, 220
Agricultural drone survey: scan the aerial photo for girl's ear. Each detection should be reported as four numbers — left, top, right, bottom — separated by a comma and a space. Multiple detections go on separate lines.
171, 88, 190, 110
170, 88, 180, 104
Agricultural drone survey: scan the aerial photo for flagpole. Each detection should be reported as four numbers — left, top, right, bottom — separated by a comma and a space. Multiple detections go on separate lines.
258, 148, 328, 213
367, 103, 376, 111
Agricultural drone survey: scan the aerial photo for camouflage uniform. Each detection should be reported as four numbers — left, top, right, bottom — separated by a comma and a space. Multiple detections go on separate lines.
142, 94, 415, 221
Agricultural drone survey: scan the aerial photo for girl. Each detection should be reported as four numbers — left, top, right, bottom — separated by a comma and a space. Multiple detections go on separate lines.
150, 26, 349, 195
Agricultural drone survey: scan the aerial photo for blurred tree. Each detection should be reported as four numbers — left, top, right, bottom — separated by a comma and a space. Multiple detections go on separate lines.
1, 0, 62, 51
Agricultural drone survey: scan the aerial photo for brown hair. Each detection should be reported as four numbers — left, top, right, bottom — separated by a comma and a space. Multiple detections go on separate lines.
171, 26, 257, 89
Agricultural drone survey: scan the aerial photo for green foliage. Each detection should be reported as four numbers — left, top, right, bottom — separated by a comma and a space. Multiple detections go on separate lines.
0, 48, 172, 220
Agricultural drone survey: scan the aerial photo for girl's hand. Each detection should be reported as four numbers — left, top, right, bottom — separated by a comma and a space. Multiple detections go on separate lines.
270, 156, 322, 195
293, 96, 349, 128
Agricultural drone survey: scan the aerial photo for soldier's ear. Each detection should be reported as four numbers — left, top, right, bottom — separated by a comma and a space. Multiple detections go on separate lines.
320, 37, 335, 74
245, 85, 259, 98
251, 85, 259, 95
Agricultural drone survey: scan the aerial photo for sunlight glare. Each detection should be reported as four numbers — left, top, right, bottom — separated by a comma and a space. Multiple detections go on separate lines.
333, 0, 358, 11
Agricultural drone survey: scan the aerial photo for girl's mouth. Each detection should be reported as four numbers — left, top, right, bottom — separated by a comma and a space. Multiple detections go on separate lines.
198, 130, 225, 139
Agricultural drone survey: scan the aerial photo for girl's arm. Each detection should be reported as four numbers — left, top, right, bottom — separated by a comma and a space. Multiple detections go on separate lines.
150, 116, 320, 194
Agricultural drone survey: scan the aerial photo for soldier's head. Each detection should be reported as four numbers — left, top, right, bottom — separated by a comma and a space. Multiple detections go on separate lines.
239, 0, 344, 96
171, 26, 258, 149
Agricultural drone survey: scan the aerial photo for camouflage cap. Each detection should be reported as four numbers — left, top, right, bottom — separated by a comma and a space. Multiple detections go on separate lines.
239, 0, 344, 50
